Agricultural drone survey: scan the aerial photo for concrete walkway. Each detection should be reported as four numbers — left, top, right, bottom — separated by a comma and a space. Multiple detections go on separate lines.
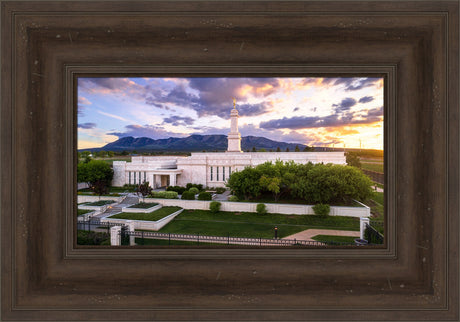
283, 229, 360, 242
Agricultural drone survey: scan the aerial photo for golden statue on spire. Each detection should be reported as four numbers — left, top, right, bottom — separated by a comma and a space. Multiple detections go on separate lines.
232, 97, 236, 109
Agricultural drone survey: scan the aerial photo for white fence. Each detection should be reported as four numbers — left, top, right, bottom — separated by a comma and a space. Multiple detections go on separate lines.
143, 198, 370, 218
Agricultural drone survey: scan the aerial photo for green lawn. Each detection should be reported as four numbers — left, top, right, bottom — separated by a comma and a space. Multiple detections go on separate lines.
157, 210, 360, 239
361, 162, 384, 173
311, 235, 357, 244
109, 206, 182, 221
128, 202, 159, 209
84, 200, 116, 206
369, 191, 384, 221
77, 209, 92, 216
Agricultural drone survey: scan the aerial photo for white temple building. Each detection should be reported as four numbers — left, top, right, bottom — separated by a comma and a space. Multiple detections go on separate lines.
112, 101, 346, 188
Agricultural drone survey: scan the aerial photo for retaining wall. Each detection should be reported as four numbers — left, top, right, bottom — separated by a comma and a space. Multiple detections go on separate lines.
143, 198, 370, 218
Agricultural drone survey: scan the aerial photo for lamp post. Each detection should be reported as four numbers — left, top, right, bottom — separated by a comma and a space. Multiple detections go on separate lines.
274, 226, 278, 239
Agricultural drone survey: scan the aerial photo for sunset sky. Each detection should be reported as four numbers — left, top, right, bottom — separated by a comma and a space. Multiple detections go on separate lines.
78, 77, 384, 150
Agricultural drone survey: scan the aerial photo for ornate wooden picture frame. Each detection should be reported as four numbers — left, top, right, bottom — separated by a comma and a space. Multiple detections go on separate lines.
1, 1, 458, 320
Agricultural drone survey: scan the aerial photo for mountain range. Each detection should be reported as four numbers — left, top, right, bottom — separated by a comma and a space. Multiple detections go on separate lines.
81, 135, 312, 152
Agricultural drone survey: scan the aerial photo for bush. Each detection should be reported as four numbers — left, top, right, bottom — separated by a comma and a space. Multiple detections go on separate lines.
256, 203, 267, 215
209, 201, 221, 213
197, 192, 212, 200
167, 185, 186, 194
151, 191, 166, 198
215, 187, 226, 194
164, 191, 178, 199
186, 183, 203, 191
181, 191, 196, 200
77, 230, 110, 245
188, 187, 199, 195
312, 203, 330, 216
228, 195, 239, 202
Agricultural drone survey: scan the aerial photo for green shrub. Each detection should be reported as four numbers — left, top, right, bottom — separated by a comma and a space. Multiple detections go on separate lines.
164, 191, 178, 199
188, 187, 199, 195
312, 203, 330, 216
181, 191, 196, 200
209, 201, 221, 213
186, 183, 203, 191
167, 185, 186, 194
151, 191, 166, 198
215, 187, 226, 194
256, 203, 267, 215
228, 195, 239, 202
197, 192, 212, 200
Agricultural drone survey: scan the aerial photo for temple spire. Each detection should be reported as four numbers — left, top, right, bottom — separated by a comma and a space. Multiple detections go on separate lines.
227, 99, 242, 152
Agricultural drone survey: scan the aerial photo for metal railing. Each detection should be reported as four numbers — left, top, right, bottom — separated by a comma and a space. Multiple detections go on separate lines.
364, 223, 384, 244
127, 231, 356, 246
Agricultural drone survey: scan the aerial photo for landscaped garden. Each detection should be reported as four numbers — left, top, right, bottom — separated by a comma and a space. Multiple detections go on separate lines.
157, 209, 359, 239
127, 202, 159, 209
83, 200, 116, 206
109, 206, 182, 221
77, 209, 92, 216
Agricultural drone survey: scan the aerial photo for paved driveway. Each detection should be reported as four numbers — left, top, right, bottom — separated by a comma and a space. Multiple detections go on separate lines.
283, 229, 360, 242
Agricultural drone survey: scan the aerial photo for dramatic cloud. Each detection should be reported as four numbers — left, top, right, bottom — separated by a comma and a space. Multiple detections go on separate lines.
163, 115, 195, 126
78, 123, 97, 129
359, 96, 375, 104
145, 78, 279, 118
301, 77, 381, 91
259, 108, 383, 130
332, 97, 357, 112
108, 124, 188, 139
293, 107, 300, 112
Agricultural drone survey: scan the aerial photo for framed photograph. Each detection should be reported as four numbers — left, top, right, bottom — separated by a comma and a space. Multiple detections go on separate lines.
2, 1, 458, 321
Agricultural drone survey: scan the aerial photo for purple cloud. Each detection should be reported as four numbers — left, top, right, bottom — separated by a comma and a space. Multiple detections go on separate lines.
332, 97, 357, 112
163, 115, 195, 126
108, 124, 188, 139
78, 123, 97, 129
359, 96, 375, 104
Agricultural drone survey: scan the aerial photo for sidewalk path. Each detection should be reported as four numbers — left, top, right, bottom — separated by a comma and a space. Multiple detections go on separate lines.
283, 229, 360, 242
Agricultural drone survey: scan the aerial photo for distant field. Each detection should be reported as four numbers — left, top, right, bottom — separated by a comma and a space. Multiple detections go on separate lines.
361, 162, 384, 173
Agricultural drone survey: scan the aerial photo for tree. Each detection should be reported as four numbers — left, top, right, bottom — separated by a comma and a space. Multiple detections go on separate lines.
285, 147, 290, 152
276, 147, 281, 152
295, 145, 300, 152
345, 151, 362, 168
303, 145, 315, 152
136, 181, 152, 202
77, 160, 114, 198
259, 175, 282, 201
259, 148, 266, 152
226, 166, 262, 200
252, 146, 256, 152
107, 151, 115, 157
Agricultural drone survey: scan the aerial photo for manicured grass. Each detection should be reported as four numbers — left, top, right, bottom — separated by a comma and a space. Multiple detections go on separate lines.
361, 162, 384, 173
311, 235, 357, 244
372, 191, 384, 206
128, 202, 159, 209
368, 191, 384, 221
77, 209, 92, 216
85, 200, 116, 206
158, 209, 360, 239
109, 206, 182, 221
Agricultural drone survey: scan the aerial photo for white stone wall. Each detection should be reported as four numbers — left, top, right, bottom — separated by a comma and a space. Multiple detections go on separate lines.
103, 208, 184, 231
112, 161, 126, 186
143, 198, 370, 218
